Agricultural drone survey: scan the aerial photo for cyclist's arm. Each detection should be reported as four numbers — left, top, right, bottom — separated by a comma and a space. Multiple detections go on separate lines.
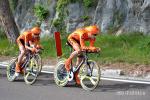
89, 38, 101, 52
24, 35, 34, 51
80, 34, 89, 50
25, 43, 34, 51
89, 38, 96, 47
34, 39, 43, 49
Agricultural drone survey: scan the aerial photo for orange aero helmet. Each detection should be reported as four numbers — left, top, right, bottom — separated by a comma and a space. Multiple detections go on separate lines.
31, 27, 41, 35
84, 25, 100, 35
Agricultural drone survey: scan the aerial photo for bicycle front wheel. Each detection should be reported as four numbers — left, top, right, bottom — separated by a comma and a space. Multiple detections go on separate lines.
54, 59, 69, 87
79, 60, 100, 91
7, 58, 17, 82
24, 54, 42, 85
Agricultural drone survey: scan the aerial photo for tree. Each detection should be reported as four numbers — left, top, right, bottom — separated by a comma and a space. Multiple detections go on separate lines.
0, 0, 19, 43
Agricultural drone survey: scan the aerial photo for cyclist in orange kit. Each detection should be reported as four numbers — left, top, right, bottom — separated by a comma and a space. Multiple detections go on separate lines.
15, 27, 42, 77
65, 25, 101, 85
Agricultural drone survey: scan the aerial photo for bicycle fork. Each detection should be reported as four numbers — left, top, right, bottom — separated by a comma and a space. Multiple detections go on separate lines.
84, 54, 93, 76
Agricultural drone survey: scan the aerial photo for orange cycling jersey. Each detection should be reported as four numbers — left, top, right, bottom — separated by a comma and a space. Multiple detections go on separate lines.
68, 28, 95, 49
17, 31, 40, 47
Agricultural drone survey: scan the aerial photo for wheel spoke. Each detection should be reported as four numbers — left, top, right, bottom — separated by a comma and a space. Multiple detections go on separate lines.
81, 75, 97, 85
25, 72, 30, 78
79, 60, 100, 91
89, 77, 97, 85
54, 60, 69, 87
30, 72, 36, 77
24, 55, 41, 85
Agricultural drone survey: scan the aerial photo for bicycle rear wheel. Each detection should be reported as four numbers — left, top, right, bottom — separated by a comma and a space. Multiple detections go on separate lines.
24, 54, 42, 85
7, 58, 17, 82
79, 60, 100, 91
54, 59, 69, 87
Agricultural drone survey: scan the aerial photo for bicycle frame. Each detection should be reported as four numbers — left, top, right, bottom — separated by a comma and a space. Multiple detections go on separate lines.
18, 49, 42, 71
69, 48, 89, 73
69, 45, 96, 78
20, 51, 33, 70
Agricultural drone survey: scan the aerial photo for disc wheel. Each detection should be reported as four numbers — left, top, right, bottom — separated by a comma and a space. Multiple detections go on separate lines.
54, 59, 69, 87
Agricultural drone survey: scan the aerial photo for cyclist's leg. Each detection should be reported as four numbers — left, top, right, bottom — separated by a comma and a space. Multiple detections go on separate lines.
66, 39, 82, 84
16, 39, 26, 74
65, 39, 81, 72
76, 55, 84, 67
74, 56, 83, 85
74, 70, 80, 85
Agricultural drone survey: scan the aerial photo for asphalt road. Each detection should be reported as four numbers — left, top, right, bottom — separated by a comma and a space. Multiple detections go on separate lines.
0, 68, 150, 100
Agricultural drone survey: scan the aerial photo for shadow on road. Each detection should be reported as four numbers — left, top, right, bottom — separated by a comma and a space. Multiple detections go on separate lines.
32, 73, 55, 86
95, 81, 150, 92
0, 68, 55, 86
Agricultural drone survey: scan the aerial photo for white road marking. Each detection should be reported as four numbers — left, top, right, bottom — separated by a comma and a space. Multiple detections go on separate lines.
0, 62, 150, 84
101, 77, 150, 84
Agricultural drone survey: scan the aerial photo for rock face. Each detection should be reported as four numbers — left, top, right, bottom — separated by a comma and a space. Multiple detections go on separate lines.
12, 0, 150, 34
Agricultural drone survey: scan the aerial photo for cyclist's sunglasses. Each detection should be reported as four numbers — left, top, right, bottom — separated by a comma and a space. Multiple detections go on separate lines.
33, 33, 40, 37
93, 34, 97, 36
34, 33, 40, 35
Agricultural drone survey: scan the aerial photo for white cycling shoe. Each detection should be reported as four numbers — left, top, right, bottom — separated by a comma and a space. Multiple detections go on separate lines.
11, 72, 20, 80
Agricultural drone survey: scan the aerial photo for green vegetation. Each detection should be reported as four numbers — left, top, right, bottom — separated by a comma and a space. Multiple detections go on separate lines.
94, 32, 150, 64
83, 0, 94, 8
53, 0, 96, 34
54, 0, 70, 34
0, 27, 6, 39
33, 4, 49, 22
1, 32, 150, 65
0, 39, 18, 56
0, 27, 17, 56
56, 0, 70, 12
81, 15, 90, 21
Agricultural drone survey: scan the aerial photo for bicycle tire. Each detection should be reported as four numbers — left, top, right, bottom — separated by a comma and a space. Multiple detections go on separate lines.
54, 59, 69, 87
6, 58, 17, 82
79, 60, 100, 91
24, 54, 42, 85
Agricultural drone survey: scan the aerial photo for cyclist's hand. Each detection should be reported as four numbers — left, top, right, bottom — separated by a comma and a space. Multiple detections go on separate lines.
95, 47, 101, 52
31, 48, 38, 53
89, 47, 96, 51
81, 46, 89, 51
36, 45, 43, 49
89, 47, 101, 52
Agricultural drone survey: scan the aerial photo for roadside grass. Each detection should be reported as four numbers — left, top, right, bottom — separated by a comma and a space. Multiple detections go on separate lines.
0, 38, 18, 56
94, 33, 150, 64
0, 32, 150, 65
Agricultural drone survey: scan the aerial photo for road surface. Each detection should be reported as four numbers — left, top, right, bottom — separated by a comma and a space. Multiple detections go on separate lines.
0, 67, 150, 100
